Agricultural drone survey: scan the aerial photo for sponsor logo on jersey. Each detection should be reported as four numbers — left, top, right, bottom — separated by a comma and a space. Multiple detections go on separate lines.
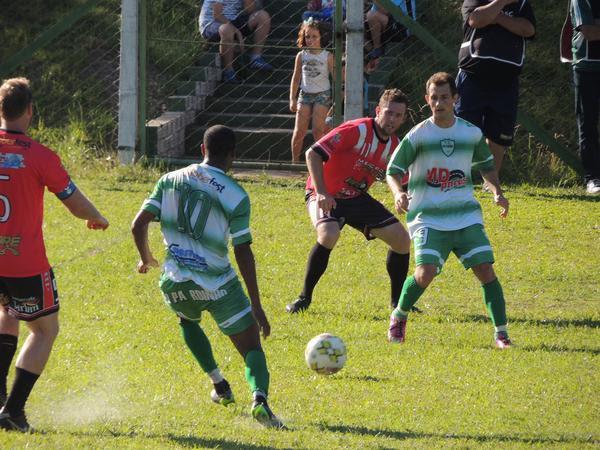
344, 176, 369, 192
426, 167, 467, 192
0, 235, 21, 255
189, 170, 226, 193
355, 158, 385, 181
168, 244, 208, 271
330, 133, 342, 144
0, 138, 31, 149
0, 152, 25, 169
440, 139, 455, 157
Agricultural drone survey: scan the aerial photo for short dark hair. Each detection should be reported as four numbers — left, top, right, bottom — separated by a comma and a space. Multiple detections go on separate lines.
425, 72, 457, 96
378, 88, 408, 108
203, 125, 236, 160
0, 77, 33, 121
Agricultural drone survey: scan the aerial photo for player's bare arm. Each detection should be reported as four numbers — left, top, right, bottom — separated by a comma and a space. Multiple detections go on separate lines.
468, 0, 518, 28
386, 173, 409, 214
306, 148, 336, 213
60, 189, 109, 230
234, 242, 271, 339
481, 170, 509, 218
495, 12, 535, 38
131, 209, 159, 273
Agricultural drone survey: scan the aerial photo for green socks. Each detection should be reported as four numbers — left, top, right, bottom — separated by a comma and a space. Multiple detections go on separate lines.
482, 278, 507, 328
179, 319, 218, 374
393, 276, 425, 319
245, 349, 270, 397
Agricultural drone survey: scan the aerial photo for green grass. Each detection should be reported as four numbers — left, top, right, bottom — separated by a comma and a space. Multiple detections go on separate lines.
1, 171, 599, 449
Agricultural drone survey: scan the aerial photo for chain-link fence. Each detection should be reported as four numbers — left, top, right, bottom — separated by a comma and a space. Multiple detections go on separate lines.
0, 0, 122, 156
144, 0, 579, 183
1, 1, 580, 183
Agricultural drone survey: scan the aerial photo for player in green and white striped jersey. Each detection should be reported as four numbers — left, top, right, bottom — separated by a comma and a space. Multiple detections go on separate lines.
386, 72, 512, 349
131, 125, 284, 428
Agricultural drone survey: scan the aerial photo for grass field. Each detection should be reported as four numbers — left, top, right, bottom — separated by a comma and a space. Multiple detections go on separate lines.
1, 170, 599, 449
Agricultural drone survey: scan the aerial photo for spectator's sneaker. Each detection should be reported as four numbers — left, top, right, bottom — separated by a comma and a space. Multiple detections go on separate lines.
0, 407, 32, 433
286, 296, 311, 314
586, 179, 600, 195
387, 314, 407, 343
210, 379, 235, 406
248, 56, 273, 71
495, 333, 512, 349
223, 69, 241, 84
251, 396, 285, 429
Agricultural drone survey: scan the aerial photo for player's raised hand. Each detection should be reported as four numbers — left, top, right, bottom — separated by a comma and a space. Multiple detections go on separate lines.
494, 193, 509, 218
86, 215, 109, 230
394, 191, 410, 214
317, 192, 336, 214
252, 305, 271, 338
137, 257, 159, 274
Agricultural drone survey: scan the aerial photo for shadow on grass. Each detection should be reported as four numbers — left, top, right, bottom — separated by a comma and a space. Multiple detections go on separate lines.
464, 314, 600, 329
321, 423, 597, 446
519, 190, 600, 202
519, 344, 600, 355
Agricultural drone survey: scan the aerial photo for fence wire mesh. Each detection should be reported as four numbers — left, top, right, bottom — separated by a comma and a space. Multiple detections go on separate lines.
145, 0, 578, 183
1, 0, 122, 155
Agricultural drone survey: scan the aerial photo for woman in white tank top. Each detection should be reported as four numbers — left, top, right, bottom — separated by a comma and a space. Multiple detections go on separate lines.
289, 19, 334, 163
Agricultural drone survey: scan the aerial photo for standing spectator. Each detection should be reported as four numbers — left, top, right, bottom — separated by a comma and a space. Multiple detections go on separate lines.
0, 77, 109, 432
455, 0, 536, 183
290, 19, 334, 163
286, 89, 411, 314
566, 0, 600, 194
199, 0, 273, 83
366, 0, 417, 61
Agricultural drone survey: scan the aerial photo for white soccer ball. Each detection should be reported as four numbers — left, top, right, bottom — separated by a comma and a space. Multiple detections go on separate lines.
305, 333, 347, 375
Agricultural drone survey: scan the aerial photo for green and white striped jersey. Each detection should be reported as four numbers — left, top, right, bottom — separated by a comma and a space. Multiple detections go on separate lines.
142, 163, 252, 290
387, 117, 495, 237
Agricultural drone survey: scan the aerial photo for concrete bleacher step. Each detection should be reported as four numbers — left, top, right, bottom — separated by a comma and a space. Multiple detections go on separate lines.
184, 125, 314, 161
205, 97, 290, 114
195, 112, 295, 129
214, 83, 289, 100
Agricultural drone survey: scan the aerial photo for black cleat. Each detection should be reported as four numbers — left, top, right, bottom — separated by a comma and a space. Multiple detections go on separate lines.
0, 407, 32, 433
210, 379, 235, 406
286, 296, 311, 314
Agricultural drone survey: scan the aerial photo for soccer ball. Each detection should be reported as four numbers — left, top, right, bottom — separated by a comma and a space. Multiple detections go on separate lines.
304, 333, 347, 375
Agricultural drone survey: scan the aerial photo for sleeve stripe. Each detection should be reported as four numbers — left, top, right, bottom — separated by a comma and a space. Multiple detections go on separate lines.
231, 228, 250, 238
472, 155, 494, 166
144, 199, 161, 209
55, 180, 77, 200
388, 163, 407, 174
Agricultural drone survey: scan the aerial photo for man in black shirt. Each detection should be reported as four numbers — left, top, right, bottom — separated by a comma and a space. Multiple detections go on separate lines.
455, 0, 536, 182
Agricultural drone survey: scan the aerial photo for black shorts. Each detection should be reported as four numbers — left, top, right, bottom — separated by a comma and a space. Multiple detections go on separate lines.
0, 269, 59, 321
306, 191, 398, 240
455, 69, 519, 147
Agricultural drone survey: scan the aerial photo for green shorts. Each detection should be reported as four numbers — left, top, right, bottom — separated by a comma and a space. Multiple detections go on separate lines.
413, 224, 494, 272
159, 275, 255, 336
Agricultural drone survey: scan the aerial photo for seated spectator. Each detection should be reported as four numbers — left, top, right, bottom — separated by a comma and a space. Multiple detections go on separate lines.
302, 0, 344, 24
366, 0, 416, 61
199, 0, 273, 83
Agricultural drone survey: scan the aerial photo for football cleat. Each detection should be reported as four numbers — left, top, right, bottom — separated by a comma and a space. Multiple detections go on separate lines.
387, 314, 407, 343
251, 396, 285, 429
286, 296, 311, 314
495, 334, 512, 349
210, 379, 235, 406
0, 407, 32, 433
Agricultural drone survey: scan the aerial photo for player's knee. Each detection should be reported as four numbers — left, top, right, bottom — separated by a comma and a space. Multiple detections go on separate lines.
473, 263, 496, 284
317, 226, 339, 249
414, 265, 436, 287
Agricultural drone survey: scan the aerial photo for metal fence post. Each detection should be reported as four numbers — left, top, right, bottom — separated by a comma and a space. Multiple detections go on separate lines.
118, 0, 138, 165
138, 0, 148, 158
344, 0, 364, 121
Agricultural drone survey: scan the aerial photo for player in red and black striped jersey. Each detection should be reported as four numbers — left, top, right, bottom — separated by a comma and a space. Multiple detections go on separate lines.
0, 77, 109, 432
287, 89, 412, 314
